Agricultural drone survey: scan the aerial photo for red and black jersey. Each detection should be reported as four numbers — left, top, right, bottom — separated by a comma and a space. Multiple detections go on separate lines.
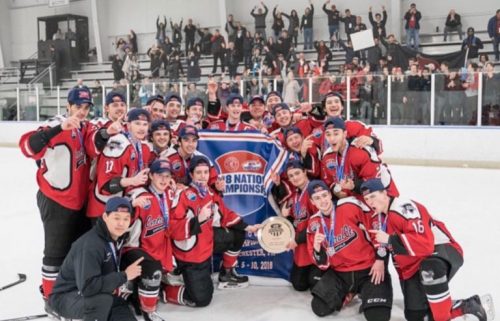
166, 119, 186, 142
384, 197, 463, 280
284, 187, 317, 266
207, 120, 256, 132
320, 144, 399, 198
306, 197, 376, 272
125, 187, 175, 272
86, 132, 153, 218
19, 116, 101, 210
162, 147, 218, 186
170, 185, 244, 263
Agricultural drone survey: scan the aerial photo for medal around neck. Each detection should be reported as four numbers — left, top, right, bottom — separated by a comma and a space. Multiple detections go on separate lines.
257, 216, 295, 254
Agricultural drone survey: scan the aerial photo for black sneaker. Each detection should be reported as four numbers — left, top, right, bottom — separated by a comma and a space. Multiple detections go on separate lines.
218, 268, 249, 289
454, 295, 487, 321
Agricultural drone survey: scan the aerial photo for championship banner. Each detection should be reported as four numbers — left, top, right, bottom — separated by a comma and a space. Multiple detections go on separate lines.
197, 130, 292, 279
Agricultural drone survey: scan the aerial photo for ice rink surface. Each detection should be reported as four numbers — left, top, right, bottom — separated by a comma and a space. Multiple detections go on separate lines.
0, 146, 498, 320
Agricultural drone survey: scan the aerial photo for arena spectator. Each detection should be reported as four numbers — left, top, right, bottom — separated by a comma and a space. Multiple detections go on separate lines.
128, 29, 138, 53
272, 5, 286, 41
322, 0, 340, 49
251, 2, 269, 40
462, 28, 484, 61
300, 1, 315, 50
404, 3, 422, 51
170, 18, 183, 49
184, 18, 197, 54
282, 9, 300, 48
368, 6, 387, 39
211, 29, 226, 74
487, 9, 500, 61
340, 9, 357, 40
443, 10, 464, 41
156, 16, 167, 44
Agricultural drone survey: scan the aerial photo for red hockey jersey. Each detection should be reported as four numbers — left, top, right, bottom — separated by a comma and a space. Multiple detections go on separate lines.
86, 132, 153, 217
207, 120, 256, 132
125, 187, 174, 272
307, 197, 376, 272
162, 147, 218, 186
19, 116, 101, 210
385, 197, 463, 280
170, 185, 243, 263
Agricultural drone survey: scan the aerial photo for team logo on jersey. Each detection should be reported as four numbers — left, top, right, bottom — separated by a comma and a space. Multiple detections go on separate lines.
293, 208, 309, 226
312, 128, 322, 138
309, 221, 320, 233
172, 161, 182, 172
186, 191, 197, 201
326, 160, 336, 170
215, 151, 267, 196
144, 215, 165, 237
331, 225, 358, 253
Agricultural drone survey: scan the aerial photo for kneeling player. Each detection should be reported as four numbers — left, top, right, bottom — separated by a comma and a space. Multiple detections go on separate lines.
166, 156, 260, 307
362, 178, 493, 321
306, 180, 393, 320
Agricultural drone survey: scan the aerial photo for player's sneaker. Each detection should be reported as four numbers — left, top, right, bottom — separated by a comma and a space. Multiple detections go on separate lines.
452, 294, 492, 321
218, 268, 249, 289
143, 311, 165, 321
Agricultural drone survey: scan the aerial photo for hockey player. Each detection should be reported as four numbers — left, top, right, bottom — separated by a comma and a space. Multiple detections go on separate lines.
162, 125, 223, 192
124, 159, 176, 321
320, 116, 398, 200
19, 87, 121, 303
164, 93, 185, 141
91, 91, 127, 129
208, 93, 256, 131
48, 197, 142, 321
280, 161, 321, 291
146, 95, 167, 121
269, 102, 313, 146
362, 178, 493, 321
183, 97, 210, 129
87, 108, 154, 221
306, 180, 393, 320
165, 155, 261, 307
149, 119, 171, 159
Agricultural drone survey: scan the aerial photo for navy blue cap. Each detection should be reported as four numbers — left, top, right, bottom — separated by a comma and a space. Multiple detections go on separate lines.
186, 97, 204, 109
188, 155, 210, 173
150, 119, 170, 133
105, 197, 132, 215
105, 91, 126, 105
323, 91, 344, 106
226, 93, 244, 105
284, 126, 302, 140
286, 159, 305, 171
306, 180, 330, 196
67, 87, 93, 106
360, 178, 386, 195
249, 95, 265, 105
164, 93, 182, 104
127, 108, 151, 122
324, 116, 346, 131
266, 91, 282, 102
179, 125, 199, 139
146, 94, 165, 106
150, 159, 172, 174
272, 102, 291, 116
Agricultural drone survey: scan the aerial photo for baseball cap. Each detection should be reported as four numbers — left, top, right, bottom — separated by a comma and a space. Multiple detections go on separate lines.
360, 179, 385, 195
271, 102, 291, 116
286, 159, 305, 171
323, 91, 344, 106
105, 91, 126, 105
67, 87, 93, 106
324, 116, 346, 131
284, 127, 302, 140
266, 91, 282, 102
188, 155, 211, 173
150, 159, 172, 174
186, 97, 204, 109
227, 93, 244, 105
164, 93, 182, 104
178, 125, 199, 139
249, 95, 265, 105
146, 94, 165, 106
105, 197, 132, 215
127, 108, 151, 122
306, 180, 330, 196
150, 119, 171, 133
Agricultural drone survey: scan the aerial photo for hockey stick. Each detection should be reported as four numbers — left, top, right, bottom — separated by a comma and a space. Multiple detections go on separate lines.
0, 314, 48, 321
0, 274, 27, 291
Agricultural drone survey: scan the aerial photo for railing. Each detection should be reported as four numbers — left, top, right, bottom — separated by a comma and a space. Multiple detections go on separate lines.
1, 70, 499, 126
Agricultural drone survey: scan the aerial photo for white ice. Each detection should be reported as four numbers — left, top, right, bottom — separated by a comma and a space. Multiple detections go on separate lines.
0, 146, 498, 321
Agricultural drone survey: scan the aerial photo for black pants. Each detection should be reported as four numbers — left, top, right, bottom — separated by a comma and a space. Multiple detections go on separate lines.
185, 37, 195, 54
213, 227, 246, 255
290, 263, 324, 291
311, 267, 393, 318
177, 258, 213, 307
49, 292, 136, 321
37, 190, 89, 267
212, 52, 225, 73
